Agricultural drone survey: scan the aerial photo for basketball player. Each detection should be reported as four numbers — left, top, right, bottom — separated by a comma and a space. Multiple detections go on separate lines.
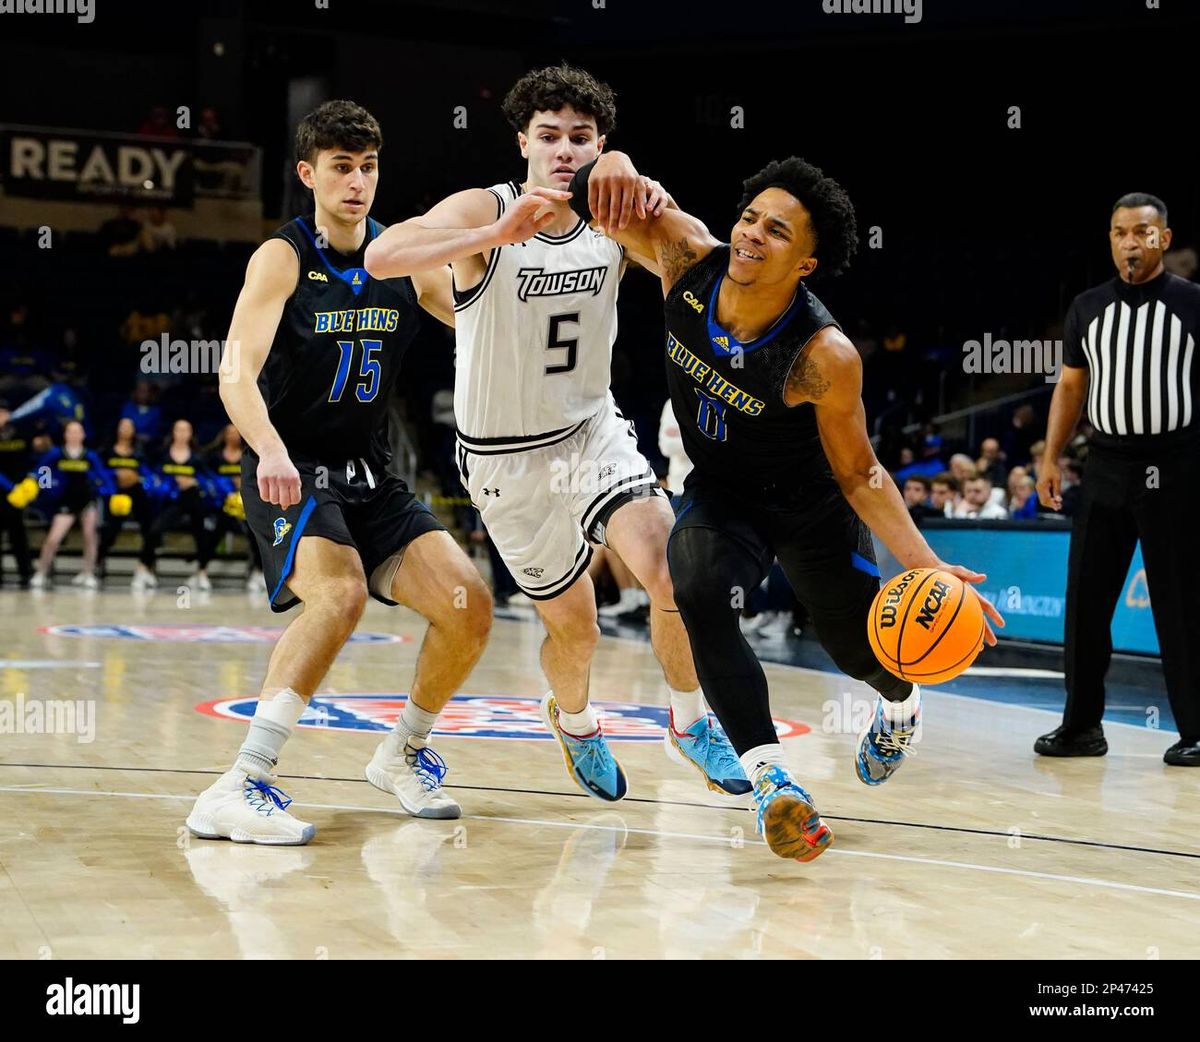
185, 100, 491, 845
569, 151, 1005, 858
366, 65, 749, 802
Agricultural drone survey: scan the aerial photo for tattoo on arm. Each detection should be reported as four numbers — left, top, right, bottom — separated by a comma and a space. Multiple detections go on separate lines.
660, 237, 698, 283
786, 350, 831, 402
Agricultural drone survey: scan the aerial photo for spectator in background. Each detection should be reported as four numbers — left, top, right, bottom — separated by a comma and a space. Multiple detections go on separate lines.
953, 475, 1008, 520
1058, 458, 1083, 517
120, 305, 170, 347
28, 419, 114, 589
97, 417, 158, 590
1164, 246, 1198, 280
0, 403, 35, 586
895, 433, 945, 481
949, 453, 978, 487
138, 105, 179, 139
1003, 403, 1040, 467
930, 473, 958, 517
903, 475, 942, 522
98, 206, 143, 258
1008, 474, 1038, 519
975, 437, 1007, 487
139, 208, 178, 253
120, 381, 164, 446
196, 107, 223, 140
1005, 466, 1029, 506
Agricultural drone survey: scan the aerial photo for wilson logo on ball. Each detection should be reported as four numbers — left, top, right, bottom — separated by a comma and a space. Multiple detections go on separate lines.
867, 568, 985, 684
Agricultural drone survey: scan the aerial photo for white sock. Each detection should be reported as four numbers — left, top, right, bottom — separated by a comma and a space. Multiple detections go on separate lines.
394, 697, 439, 747
558, 702, 600, 737
668, 686, 706, 731
235, 688, 307, 776
739, 743, 786, 786
881, 685, 921, 728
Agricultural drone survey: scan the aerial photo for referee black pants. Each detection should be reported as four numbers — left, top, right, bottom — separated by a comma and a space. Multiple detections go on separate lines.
1063, 433, 1200, 740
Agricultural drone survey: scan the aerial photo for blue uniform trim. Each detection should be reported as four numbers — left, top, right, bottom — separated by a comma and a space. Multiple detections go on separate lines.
850, 551, 880, 578
294, 217, 374, 297
705, 273, 806, 357
269, 495, 319, 605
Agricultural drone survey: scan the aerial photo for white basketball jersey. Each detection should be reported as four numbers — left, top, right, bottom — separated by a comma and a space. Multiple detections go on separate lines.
453, 180, 624, 448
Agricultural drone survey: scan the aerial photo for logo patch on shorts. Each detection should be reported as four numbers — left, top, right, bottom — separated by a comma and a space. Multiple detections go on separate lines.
272, 517, 292, 547
522, 567, 544, 578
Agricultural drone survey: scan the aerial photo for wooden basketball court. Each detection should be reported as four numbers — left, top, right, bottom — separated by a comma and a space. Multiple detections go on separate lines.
1, 586, 1195, 960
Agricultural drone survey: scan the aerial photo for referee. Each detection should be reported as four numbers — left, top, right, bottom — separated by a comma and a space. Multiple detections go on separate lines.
1036, 193, 1200, 766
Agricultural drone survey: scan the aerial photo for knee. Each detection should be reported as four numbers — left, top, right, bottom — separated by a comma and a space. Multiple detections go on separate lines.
545, 612, 600, 654
313, 575, 369, 629
439, 576, 493, 645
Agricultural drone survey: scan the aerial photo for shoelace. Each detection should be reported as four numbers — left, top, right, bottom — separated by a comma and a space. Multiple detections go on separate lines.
566, 730, 615, 776
406, 745, 449, 792
245, 777, 293, 813
701, 721, 745, 778
875, 725, 918, 757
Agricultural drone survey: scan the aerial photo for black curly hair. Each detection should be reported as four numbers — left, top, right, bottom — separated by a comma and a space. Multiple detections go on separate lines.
737, 158, 858, 279
294, 100, 382, 166
501, 63, 617, 138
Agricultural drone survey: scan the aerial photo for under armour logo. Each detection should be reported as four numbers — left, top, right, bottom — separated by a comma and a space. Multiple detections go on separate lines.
482, 487, 500, 496
522, 567, 544, 578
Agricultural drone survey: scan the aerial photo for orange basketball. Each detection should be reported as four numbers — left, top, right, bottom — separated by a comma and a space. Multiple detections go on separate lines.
867, 567, 986, 684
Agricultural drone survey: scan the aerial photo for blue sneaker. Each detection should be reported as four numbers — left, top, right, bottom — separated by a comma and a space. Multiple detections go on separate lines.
541, 692, 628, 802
664, 709, 753, 798
855, 692, 921, 786
752, 764, 833, 862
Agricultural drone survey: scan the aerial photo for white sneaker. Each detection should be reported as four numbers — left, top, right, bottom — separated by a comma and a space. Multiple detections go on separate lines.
29, 571, 48, 589
185, 767, 315, 845
72, 572, 99, 590
245, 568, 265, 591
131, 565, 158, 591
598, 589, 642, 617
186, 570, 212, 591
365, 733, 461, 819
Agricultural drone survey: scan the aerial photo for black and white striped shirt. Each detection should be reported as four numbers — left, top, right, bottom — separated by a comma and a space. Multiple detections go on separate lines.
1064, 271, 1200, 438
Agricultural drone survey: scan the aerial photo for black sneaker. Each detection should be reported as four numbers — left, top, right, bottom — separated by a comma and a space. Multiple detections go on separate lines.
1034, 725, 1107, 757
1164, 738, 1200, 767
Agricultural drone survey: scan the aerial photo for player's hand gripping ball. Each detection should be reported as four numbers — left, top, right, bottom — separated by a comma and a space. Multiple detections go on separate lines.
868, 567, 986, 684
109, 494, 133, 517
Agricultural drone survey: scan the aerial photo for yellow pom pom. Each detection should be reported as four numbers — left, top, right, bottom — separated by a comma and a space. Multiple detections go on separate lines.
109, 494, 132, 517
223, 491, 245, 520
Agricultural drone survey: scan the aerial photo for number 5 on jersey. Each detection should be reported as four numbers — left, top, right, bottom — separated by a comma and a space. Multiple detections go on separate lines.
545, 312, 579, 375
329, 339, 382, 402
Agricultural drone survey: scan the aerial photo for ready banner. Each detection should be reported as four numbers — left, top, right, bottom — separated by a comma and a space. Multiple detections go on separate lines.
0, 124, 195, 205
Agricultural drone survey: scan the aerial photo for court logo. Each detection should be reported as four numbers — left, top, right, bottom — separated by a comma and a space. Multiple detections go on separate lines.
41, 624, 406, 644
196, 692, 811, 742
272, 517, 292, 546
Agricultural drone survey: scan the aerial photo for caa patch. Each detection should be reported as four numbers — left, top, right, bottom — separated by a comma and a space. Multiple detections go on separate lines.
195, 692, 810, 742
42, 624, 406, 644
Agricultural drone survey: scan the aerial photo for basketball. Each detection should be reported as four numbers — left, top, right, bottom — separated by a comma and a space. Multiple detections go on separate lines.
868, 567, 986, 684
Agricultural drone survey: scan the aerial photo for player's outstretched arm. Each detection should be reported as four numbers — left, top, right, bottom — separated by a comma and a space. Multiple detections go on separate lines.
801, 327, 1005, 644
363, 187, 570, 279
569, 151, 721, 295
220, 238, 303, 509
